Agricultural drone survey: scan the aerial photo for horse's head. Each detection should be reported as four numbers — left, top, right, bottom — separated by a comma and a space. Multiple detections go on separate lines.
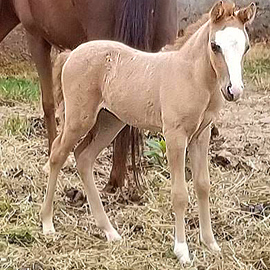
208, 1, 256, 102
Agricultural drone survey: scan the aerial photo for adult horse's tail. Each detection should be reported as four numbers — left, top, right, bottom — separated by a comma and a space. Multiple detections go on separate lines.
104, 0, 157, 192
114, 0, 156, 51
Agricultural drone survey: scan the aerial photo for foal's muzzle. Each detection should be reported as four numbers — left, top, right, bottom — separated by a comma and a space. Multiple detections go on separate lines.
222, 82, 243, 102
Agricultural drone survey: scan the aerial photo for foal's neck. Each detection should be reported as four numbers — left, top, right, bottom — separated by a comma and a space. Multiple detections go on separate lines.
179, 21, 218, 92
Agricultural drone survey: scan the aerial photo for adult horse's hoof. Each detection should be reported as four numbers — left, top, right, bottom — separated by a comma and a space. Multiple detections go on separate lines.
105, 228, 122, 242
174, 241, 191, 265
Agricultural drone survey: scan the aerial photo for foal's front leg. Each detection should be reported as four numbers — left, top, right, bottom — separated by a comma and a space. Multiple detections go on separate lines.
189, 125, 220, 252
165, 130, 190, 264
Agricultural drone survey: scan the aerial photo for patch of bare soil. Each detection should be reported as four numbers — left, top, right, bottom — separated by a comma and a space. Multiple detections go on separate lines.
0, 46, 269, 269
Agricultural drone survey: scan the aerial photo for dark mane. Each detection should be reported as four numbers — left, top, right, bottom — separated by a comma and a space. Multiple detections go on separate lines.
163, 13, 209, 51
114, 0, 156, 51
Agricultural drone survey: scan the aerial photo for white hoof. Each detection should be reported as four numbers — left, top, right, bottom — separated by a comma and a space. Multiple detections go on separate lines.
174, 241, 191, 265
209, 241, 221, 252
105, 228, 122, 242
42, 221, 55, 235
201, 238, 221, 252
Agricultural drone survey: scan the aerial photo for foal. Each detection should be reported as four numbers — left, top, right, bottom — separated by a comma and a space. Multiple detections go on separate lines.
41, 1, 256, 264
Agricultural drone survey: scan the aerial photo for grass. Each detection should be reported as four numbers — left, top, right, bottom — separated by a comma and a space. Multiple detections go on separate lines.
2, 114, 31, 137
0, 77, 39, 137
0, 77, 39, 103
0, 199, 12, 218
244, 43, 270, 91
2, 227, 35, 247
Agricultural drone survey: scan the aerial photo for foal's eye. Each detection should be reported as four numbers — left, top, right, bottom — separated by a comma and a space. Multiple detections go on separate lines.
211, 42, 221, 53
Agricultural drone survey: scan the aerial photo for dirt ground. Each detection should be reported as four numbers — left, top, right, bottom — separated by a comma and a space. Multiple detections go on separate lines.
0, 44, 269, 270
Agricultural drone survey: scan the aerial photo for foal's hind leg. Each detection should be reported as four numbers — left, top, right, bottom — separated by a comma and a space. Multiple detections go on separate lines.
74, 109, 125, 241
41, 126, 94, 234
41, 105, 100, 234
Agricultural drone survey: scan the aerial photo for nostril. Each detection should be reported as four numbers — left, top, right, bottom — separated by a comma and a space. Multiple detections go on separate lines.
226, 83, 234, 100
227, 84, 233, 95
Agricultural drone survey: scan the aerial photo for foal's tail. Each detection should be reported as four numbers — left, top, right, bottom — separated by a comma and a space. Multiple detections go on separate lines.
52, 50, 71, 129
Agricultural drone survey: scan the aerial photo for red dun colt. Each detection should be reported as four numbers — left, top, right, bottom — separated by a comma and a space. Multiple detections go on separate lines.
42, 1, 256, 265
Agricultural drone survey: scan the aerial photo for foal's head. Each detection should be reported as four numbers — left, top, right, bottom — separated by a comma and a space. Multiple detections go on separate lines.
208, 1, 256, 101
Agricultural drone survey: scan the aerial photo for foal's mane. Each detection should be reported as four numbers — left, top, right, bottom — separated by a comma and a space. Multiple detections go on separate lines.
163, 13, 209, 52
114, 0, 156, 51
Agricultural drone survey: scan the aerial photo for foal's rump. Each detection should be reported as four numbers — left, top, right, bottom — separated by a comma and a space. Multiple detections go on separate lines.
62, 40, 164, 131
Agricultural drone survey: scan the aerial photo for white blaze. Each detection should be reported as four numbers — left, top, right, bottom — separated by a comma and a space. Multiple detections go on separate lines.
215, 27, 247, 94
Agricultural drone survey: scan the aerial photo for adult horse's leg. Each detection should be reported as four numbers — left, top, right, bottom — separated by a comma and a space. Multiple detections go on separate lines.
165, 128, 190, 265
75, 109, 125, 240
27, 33, 56, 153
189, 125, 221, 252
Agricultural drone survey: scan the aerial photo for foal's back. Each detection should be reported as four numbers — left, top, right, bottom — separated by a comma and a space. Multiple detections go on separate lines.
63, 40, 175, 130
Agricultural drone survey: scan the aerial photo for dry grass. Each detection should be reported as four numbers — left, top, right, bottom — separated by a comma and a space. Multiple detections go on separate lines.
0, 44, 270, 270
244, 43, 270, 92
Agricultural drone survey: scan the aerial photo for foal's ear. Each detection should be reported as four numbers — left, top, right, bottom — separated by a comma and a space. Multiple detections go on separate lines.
237, 2, 256, 25
210, 1, 225, 23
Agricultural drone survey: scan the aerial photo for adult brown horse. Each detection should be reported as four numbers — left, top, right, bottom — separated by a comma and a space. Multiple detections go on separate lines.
1, 0, 177, 188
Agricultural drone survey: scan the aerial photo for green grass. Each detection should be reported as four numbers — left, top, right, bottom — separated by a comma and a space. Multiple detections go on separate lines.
244, 56, 270, 85
2, 114, 31, 137
244, 57, 270, 75
243, 45, 270, 91
0, 200, 12, 218
1, 227, 35, 247
0, 77, 39, 103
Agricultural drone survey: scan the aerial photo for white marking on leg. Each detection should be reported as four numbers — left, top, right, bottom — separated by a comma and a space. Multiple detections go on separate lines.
105, 227, 122, 242
42, 220, 55, 235
209, 241, 221, 252
201, 237, 221, 252
174, 241, 191, 265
